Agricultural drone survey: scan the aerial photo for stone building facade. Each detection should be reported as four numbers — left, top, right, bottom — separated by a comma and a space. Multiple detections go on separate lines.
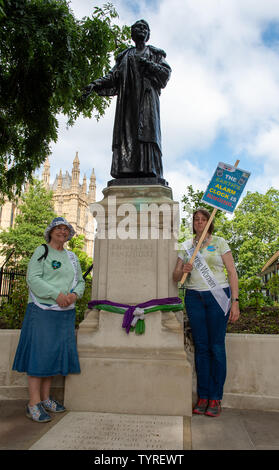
0, 152, 96, 265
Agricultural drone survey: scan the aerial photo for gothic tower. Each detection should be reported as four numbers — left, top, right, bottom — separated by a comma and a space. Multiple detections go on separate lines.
42, 157, 50, 188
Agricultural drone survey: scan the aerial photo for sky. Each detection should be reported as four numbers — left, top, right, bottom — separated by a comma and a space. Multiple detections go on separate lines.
44, 0, 279, 207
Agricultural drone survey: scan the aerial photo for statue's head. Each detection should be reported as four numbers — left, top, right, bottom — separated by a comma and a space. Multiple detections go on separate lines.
131, 19, 150, 42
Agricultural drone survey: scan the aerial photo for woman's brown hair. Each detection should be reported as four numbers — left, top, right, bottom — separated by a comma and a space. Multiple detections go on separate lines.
192, 208, 214, 234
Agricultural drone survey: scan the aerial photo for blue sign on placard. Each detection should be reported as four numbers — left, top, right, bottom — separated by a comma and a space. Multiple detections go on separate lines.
201, 162, 250, 213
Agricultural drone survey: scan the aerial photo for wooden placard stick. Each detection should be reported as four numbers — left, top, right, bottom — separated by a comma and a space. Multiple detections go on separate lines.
180, 159, 240, 285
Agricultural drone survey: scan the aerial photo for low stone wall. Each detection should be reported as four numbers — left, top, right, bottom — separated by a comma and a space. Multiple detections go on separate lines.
186, 333, 279, 412
0, 330, 64, 401
223, 334, 279, 411
1, 330, 279, 411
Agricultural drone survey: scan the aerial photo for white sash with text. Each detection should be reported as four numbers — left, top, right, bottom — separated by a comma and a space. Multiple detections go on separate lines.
183, 243, 231, 315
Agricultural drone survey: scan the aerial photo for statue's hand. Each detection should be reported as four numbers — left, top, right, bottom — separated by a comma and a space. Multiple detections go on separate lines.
138, 56, 149, 66
138, 56, 156, 73
81, 83, 95, 100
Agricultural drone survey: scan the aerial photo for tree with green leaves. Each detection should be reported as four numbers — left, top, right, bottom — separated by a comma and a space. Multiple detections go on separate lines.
68, 234, 93, 274
0, 180, 56, 268
220, 188, 279, 278
0, 0, 131, 199
0, 0, 4, 17
238, 275, 266, 310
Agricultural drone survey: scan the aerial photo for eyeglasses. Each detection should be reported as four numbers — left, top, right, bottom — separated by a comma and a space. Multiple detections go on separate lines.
54, 226, 70, 233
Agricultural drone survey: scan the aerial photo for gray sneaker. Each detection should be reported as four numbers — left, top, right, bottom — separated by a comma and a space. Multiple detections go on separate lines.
26, 402, 52, 423
42, 397, 66, 413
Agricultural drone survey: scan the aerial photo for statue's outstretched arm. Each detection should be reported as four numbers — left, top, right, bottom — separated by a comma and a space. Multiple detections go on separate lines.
82, 68, 119, 100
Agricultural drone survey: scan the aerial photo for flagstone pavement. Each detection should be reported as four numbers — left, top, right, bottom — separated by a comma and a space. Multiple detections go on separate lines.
0, 399, 279, 452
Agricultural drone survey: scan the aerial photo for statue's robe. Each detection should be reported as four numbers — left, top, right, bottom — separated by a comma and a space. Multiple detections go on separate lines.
94, 45, 171, 178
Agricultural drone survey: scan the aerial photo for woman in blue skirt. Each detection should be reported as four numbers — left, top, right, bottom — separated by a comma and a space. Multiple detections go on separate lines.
13, 217, 85, 423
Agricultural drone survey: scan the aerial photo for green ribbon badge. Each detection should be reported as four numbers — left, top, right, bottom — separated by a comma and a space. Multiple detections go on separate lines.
52, 260, 61, 269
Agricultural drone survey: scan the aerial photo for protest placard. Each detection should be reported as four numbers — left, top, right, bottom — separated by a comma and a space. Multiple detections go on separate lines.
201, 162, 250, 213
180, 160, 250, 285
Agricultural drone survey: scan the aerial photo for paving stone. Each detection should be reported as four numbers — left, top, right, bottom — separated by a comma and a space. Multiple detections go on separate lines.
29, 412, 185, 450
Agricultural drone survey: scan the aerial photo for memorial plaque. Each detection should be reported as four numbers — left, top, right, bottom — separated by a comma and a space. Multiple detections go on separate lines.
29, 412, 183, 450
107, 239, 157, 303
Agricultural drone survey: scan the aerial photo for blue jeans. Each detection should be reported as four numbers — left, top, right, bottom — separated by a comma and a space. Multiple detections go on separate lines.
185, 288, 230, 400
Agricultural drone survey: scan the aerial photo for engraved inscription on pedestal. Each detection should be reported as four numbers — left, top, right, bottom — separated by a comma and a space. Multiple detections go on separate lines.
107, 239, 157, 303
29, 412, 184, 450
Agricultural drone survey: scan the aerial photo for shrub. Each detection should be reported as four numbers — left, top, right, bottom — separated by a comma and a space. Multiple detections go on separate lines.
0, 277, 28, 329
238, 276, 269, 312
75, 277, 92, 328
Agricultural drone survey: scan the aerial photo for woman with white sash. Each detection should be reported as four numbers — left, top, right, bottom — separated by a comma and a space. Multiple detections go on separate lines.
13, 217, 85, 423
173, 208, 239, 417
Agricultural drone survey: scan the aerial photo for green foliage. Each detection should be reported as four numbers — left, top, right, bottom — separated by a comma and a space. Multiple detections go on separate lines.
219, 188, 279, 278
0, 276, 28, 329
0, 179, 56, 268
0, 0, 5, 18
0, 0, 131, 199
68, 234, 93, 274
75, 278, 92, 328
266, 274, 279, 299
68, 235, 93, 326
238, 276, 267, 312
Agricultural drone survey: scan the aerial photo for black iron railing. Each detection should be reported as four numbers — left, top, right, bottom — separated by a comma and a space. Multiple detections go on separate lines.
0, 268, 26, 302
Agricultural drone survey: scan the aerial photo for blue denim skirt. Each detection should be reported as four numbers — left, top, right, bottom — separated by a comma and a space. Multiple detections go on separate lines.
12, 302, 80, 377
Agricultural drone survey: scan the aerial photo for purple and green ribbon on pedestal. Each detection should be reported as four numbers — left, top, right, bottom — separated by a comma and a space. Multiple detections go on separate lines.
88, 297, 183, 335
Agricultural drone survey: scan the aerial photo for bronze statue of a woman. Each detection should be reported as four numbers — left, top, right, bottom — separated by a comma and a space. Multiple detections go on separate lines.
83, 19, 171, 184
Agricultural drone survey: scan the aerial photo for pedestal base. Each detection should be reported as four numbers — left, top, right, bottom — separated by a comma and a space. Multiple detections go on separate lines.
64, 310, 192, 416
64, 184, 192, 416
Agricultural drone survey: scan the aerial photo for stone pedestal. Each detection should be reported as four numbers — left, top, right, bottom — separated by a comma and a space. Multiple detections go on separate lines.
64, 185, 192, 417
